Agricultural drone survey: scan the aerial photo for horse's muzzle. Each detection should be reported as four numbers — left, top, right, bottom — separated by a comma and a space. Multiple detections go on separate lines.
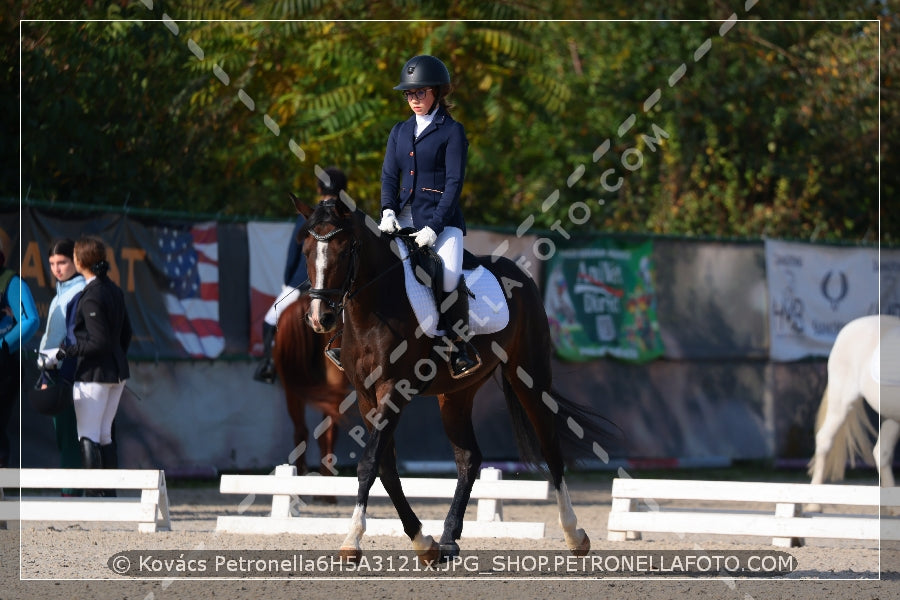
306, 300, 337, 333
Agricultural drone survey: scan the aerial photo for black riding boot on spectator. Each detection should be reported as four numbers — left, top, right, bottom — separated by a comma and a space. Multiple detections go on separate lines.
80, 437, 104, 497
100, 441, 118, 497
253, 323, 277, 384
444, 276, 481, 379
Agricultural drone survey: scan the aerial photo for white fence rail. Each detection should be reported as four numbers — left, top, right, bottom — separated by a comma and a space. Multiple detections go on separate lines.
0, 468, 170, 532
216, 465, 548, 538
607, 478, 900, 547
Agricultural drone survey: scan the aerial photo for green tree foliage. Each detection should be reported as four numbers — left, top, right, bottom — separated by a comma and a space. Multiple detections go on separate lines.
6, 1, 895, 242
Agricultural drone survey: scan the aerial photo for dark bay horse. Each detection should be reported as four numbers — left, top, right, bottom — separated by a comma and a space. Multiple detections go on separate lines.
294, 195, 615, 562
273, 295, 349, 479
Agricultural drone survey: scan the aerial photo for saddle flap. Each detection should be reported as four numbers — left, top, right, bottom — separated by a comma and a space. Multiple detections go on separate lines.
392, 239, 510, 338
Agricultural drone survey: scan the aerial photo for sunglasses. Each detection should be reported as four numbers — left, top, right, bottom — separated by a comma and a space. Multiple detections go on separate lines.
401, 88, 431, 101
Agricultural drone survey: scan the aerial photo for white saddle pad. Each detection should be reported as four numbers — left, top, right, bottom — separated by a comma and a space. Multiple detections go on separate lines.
871, 324, 900, 386
394, 240, 510, 338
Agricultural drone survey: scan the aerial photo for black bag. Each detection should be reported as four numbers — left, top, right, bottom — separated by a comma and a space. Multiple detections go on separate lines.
29, 369, 73, 416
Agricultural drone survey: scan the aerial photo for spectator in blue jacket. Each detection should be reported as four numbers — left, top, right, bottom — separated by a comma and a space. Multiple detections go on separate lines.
0, 237, 41, 467
37, 239, 86, 492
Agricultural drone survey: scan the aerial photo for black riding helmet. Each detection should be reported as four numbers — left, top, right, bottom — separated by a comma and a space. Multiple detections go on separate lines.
317, 166, 348, 196
393, 55, 451, 90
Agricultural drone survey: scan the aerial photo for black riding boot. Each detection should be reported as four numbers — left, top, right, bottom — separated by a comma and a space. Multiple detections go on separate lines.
79, 437, 103, 497
253, 322, 277, 384
444, 276, 481, 379
100, 442, 118, 497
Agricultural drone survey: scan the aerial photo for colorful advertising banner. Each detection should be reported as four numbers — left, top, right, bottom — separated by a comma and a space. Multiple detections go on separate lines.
543, 238, 664, 362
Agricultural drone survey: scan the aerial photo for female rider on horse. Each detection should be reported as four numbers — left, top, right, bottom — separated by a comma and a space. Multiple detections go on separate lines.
377, 54, 480, 379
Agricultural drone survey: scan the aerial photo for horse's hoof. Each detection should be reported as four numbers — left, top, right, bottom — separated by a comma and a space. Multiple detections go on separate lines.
571, 531, 590, 556
339, 547, 362, 563
416, 539, 441, 566
439, 542, 460, 561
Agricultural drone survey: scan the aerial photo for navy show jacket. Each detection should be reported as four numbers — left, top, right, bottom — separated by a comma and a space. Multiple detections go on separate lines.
380, 106, 468, 235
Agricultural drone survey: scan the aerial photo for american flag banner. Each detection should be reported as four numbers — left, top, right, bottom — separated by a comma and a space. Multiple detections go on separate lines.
156, 222, 225, 358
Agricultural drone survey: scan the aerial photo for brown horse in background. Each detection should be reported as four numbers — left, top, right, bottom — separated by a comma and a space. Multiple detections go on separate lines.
273, 295, 348, 478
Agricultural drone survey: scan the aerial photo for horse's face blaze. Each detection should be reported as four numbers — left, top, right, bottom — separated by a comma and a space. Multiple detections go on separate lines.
304, 223, 352, 334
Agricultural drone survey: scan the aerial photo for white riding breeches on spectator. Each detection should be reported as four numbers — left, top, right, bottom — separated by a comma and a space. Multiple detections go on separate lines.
264, 284, 302, 326
73, 380, 126, 444
397, 205, 463, 293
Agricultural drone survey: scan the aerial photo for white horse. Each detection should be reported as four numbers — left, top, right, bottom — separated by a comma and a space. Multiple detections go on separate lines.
807, 314, 900, 511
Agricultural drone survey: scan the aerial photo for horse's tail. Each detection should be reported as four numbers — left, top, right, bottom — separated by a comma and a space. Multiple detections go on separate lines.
807, 384, 876, 482
501, 376, 621, 473
501, 376, 545, 472
273, 297, 326, 388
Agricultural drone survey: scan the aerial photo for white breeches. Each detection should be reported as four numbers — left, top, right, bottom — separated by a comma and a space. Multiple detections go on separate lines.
397, 205, 463, 292
73, 380, 126, 444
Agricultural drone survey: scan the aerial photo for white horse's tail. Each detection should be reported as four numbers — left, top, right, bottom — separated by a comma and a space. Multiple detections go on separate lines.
807, 384, 877, 482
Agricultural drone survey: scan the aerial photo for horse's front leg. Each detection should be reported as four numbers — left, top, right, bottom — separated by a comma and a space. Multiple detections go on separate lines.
378, 438, 440, 563
339, 386, 416, 561
876, 418, 899, 488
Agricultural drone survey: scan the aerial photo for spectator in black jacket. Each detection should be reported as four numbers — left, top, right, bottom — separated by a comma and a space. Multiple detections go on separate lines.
57, 236, 132, 493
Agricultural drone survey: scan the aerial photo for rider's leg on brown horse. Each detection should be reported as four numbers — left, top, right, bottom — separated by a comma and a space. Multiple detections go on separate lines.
445, 275, 481, 379
253, 322, 277, 384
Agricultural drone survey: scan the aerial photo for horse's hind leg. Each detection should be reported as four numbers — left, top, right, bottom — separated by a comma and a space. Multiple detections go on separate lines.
285, 389, 310, 475
436, 389, 483, 558
502, 373, 589, 555
875, 418, 899, 488
807, 385, 862, 513
809, 385, 858, 486
312, 399, 338, 504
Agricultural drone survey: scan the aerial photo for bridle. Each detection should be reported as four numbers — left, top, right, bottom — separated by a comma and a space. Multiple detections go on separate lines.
303, 203, 415, 318
306, 224, 360, 316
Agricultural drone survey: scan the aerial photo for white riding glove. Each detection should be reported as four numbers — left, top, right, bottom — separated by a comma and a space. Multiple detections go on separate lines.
37, 349, 60, 370
413, 226, 437, 248
378, 209, 401, 233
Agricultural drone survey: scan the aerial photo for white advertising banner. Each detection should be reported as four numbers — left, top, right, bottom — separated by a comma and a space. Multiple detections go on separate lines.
765, 239, 889, 361
247, 221, 295, 353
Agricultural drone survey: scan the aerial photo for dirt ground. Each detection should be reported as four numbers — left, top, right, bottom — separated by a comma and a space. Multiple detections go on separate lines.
3, 476, 900, 600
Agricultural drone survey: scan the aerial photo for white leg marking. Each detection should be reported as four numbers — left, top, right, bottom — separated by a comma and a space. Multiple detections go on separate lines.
411, 528, 436, 553
555, 479, 586, 550
340, 503, 366, 551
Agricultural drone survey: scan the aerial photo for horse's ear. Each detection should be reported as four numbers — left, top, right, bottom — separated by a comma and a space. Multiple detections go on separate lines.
290, 192, 314, 218
334, 191, 356, 217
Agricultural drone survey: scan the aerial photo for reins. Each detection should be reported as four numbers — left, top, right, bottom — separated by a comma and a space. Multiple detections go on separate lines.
304, 225, 415, 318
